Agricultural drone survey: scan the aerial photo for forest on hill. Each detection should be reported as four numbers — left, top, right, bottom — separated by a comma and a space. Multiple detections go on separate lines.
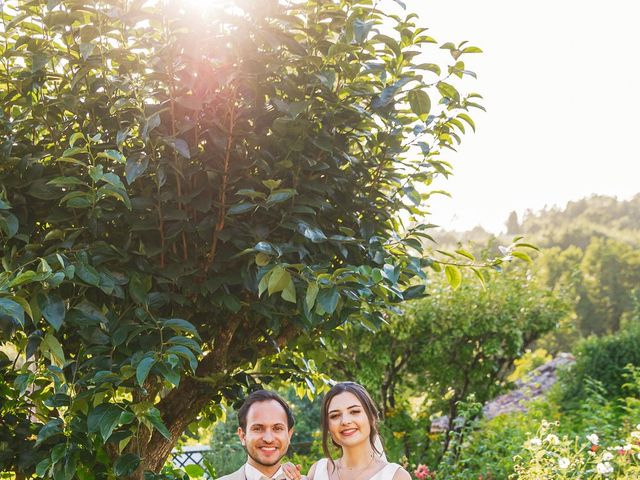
434, 194, 640, 340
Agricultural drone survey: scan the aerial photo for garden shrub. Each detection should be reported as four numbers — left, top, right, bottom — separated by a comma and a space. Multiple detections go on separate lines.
561, 323, 640, 404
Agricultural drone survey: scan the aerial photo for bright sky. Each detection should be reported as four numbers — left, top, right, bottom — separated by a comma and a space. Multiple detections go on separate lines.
400, 0, 640, 233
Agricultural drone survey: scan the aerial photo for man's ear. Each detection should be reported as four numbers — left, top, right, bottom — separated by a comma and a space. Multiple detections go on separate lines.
237, 427, 246, 446
287, 427, 294, 441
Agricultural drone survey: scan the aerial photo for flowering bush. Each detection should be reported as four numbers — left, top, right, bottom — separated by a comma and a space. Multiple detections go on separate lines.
413, 464, 436, 479
512, 420, 640, 479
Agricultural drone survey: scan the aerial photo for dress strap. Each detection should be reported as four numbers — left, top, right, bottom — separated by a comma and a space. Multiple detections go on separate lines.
372, 463, 401, 479
315, 458, 330, 480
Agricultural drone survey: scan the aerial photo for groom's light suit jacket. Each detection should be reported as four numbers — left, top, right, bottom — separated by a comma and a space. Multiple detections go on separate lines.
215, 466, 246, 480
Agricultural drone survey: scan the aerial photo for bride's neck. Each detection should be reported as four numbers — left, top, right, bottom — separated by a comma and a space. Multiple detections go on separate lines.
340, 443, 376, 469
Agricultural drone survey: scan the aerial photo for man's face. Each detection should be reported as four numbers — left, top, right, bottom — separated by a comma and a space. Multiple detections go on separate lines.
238, 399, 293, 470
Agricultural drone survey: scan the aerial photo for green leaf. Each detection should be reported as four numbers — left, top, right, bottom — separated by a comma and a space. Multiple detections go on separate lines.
145, 408, 171, 440
470, 267, 487, 290
455, 249, 475, 261
165, 138, 190, 159
444, 265, 462, 290
268, 266, 291, 295
0, 297, 25, 327
402, 285, 426, 300
34, 419, 63, 447
113, 454, 141, 477
163, 318, 200, 339
69, 132, 84, 148
297, 222, 327, 243
305, 282, 319, 310
39, 294, 66, 331
0, 212, 19, 238
184, 464, 205, 477
462, 46, 483, 54
258, 271, 270, 297
353, 19, 374, 43
265, 188, 296, 206
415, 63, 441, 75
512, 251, 533, 263
87, 403, 122, 442
75, 263, 101, 286
227, 202, 255, 215
97, 149, 125, 163
514, 242, 540, 251
437, 82, 460, 102
125, 154, 149, 184
9, 270, 38, 287
42, 333, 65, 366
407, 90, 431, 119
281, 279, 296, 303
79, 42, 95, 60
136, 356, 156, 386
142, 113, 161, 139
317, 287, 339, 314
457, 113, 476, 132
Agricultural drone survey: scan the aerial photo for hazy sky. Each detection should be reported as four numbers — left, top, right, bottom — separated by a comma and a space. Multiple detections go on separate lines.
399, 0, 640, 233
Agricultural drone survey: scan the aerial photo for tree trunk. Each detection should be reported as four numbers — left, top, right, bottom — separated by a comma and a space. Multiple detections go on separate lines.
122, 320, 300, 478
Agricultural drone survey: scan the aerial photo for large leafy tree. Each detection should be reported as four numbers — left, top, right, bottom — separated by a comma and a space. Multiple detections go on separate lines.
0, 0, 501, 478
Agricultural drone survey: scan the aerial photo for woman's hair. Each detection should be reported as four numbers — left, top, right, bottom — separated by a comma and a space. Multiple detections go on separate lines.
320, 381, 383, 466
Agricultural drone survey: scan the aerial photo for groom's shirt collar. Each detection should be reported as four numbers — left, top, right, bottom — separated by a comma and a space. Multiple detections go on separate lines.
244, 463, 284, 480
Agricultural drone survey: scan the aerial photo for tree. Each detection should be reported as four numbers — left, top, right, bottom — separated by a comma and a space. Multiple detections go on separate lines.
0, 0, 499, 478
578, 238, 640, 334
325, 267, 568, 460
505, 210, 520, 235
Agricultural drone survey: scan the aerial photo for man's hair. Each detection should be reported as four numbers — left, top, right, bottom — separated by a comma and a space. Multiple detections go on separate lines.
237, 390, 295, 431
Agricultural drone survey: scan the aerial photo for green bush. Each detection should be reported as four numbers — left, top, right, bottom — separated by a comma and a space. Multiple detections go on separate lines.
561, 323, 640, 403
434, 396, 559, 480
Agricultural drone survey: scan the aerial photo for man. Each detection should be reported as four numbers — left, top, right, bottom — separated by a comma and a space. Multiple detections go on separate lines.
216, 390, 296, 480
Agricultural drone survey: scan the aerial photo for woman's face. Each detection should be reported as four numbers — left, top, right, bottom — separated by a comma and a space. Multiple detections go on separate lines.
326, 391, 372, 448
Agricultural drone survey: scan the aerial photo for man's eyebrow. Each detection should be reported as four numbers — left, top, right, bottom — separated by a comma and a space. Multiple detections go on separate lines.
328, 404, 360, 414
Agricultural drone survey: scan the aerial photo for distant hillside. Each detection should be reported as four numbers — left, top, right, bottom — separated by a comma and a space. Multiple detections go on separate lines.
432, 194, 640, 250
517, 194, 640, 249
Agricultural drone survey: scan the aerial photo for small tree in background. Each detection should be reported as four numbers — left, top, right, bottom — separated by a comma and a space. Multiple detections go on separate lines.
0, 0, 522, 478
326, 267, 568, 462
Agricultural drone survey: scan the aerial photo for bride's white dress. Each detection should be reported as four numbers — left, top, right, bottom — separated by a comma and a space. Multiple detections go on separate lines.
313, 459, 401, 480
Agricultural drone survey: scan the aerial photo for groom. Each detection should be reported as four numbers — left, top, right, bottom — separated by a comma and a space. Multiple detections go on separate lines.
216, 390, 295, 480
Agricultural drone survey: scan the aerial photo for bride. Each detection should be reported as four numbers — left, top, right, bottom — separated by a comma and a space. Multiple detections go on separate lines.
283, 381, 411, 480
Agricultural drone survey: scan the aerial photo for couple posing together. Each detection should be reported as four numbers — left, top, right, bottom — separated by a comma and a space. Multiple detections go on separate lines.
217, 381, 411, 480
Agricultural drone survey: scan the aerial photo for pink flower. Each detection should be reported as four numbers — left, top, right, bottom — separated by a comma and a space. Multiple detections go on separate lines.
413, 464, 435, 480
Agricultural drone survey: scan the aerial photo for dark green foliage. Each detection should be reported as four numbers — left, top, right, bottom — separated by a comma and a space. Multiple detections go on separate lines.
0, 0, 487, 477
561, 323, 640, 403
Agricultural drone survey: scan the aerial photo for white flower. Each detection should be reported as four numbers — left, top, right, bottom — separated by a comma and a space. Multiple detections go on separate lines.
624, 444, 633, 451
587, 433, 599, 445
631, 431, 640, 439
545, 434, 560, 445
596, 462, 613, 475
602, 451, 614, 461
526, 437, 542, 450
558, 457, 570, 469
636, 424, 640, 430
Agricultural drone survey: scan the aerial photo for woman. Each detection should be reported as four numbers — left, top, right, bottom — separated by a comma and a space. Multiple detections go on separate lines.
283, 382, 411, 480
